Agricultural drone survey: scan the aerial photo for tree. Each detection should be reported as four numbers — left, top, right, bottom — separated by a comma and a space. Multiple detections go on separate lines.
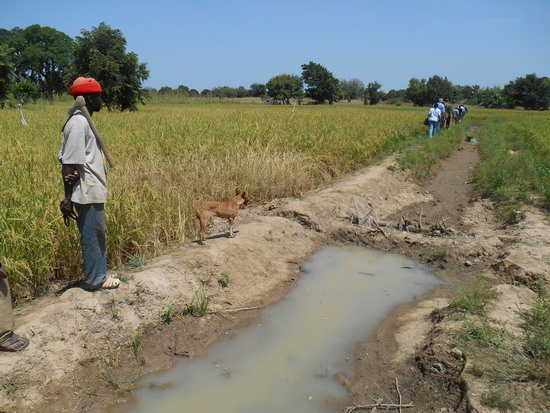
266, 74, 304, 103
158, 86, 174, 95
504, 73, 550, 110
249, 83, 266, 98
12, 79, 39, 102
475, 86, 507, 109
456, 85, 480, 102
72, 22, 149, 111
385, 89, 407, 105
301, 61, 340, 104
177, 85, 190, 95
3, 25, 74, 100
364, 81, 382, 105
406, 78, 428, 106
0, 44, 12, 105
340, 79, 364, 102
426, 75, 455, 103
236, 86, 248, 98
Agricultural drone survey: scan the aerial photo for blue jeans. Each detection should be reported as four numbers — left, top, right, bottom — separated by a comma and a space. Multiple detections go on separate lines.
428, 120, 439, 137
75, 203, 107, 289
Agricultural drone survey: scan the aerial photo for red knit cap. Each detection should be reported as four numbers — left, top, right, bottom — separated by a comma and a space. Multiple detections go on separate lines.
70, 77, 102, 96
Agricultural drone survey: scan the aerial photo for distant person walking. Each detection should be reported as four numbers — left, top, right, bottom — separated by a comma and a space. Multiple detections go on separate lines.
428, 103, 441, 138
460, 104, 468, 121
0, 258, 29, 352
453, 107, 460, 125
437, 98, 446, 129
443, 100, 452, 129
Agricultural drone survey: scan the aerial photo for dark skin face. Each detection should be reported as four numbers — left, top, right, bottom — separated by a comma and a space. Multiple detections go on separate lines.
85, 93, 102, 115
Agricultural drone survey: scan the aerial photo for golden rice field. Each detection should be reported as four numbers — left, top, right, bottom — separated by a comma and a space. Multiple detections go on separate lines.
0, 101, 436, 301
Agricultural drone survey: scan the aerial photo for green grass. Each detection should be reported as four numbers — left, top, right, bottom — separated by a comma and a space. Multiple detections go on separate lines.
481, 389, 515, 411
160, 304, 175, 323
457, 320, 507, 347
218, 272, 230, 288
131, 328, 146, 365
182, 287, 211, 317
474, 114, 550, 220
522, 291, 550, 384
448, 276, 499, 316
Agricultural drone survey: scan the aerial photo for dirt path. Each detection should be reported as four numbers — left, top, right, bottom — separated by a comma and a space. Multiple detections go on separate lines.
1, 135, 548, 412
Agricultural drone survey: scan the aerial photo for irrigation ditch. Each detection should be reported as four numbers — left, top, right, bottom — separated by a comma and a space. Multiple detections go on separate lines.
1, 133, 549, 412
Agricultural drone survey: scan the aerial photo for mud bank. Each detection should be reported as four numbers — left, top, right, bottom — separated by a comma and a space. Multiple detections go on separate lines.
1, 139, 548, 412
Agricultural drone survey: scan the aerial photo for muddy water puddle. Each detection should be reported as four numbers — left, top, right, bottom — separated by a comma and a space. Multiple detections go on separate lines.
119, 246, 442, 413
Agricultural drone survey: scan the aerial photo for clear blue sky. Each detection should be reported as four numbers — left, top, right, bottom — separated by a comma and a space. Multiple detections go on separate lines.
2, 0, 549, 92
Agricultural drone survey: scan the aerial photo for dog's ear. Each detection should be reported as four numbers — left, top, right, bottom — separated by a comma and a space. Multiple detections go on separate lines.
235, 188, 241, 195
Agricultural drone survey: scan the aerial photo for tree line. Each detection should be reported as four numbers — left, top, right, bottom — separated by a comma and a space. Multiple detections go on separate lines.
1, 24, 549, 110
0, 23, 149, 110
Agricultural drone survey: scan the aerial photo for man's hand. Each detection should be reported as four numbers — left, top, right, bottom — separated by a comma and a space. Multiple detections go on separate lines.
60, 198, 78, 226
63, 168, 80, 185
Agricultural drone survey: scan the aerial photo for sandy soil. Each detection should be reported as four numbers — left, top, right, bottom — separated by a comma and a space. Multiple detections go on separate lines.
1, 137, 548, 413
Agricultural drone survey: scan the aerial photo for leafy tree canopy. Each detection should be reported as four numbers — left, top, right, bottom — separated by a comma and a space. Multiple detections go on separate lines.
0, 44, 12, 103
266, 74, 303, 102
364, 81, 382, 105
249, 83, 267, 98
474, 86, 507, 109
426, 75, 455, 103
301, 61, 340, 104
405, 77, 428, 106
72, 22, 149, 111
340, 79, 364, 102
1, 25, 73, 100
504, 73, 550, 110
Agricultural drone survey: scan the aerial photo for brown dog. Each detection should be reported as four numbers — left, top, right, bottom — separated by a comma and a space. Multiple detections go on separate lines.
196, 189, 249, 244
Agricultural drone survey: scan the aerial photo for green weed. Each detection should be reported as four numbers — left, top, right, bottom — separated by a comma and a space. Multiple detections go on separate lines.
127, 254, 146, 268
108, 299, 121, 319
218, 272, 231, 288
458, 321, 506, 347
161, 305, 175, 323
448, 276, 499, 316
132, 329, 146, 365
182, 288, 211, 317
481, 389, 514, 411
523, 292, 550, 383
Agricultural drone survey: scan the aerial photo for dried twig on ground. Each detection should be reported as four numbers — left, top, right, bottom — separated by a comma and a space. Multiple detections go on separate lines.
348, 197, 391, 237
345, 377, 413, 413
431, 217, 455, 235
395, 377, 402, 413
208, 306, 263, 315
344, 402, 414, 413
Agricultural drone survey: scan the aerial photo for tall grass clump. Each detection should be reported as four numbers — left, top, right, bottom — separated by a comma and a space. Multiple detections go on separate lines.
448, 275, 499, 316
0, 101, 444, 301
474, 113, 550, 221
523, 291, 550, 383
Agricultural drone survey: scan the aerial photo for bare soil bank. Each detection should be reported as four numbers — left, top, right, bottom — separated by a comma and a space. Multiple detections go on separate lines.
1, 137, 548, 412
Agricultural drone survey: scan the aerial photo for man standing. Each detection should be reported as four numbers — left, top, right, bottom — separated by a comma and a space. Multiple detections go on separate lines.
58, 77, 119, 290
443, 100, 452, 129
437, 98, 446, 130
0, 259, 29, 351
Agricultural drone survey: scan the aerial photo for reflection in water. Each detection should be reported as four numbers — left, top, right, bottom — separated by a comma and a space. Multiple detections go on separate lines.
119, 246, 442, 413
